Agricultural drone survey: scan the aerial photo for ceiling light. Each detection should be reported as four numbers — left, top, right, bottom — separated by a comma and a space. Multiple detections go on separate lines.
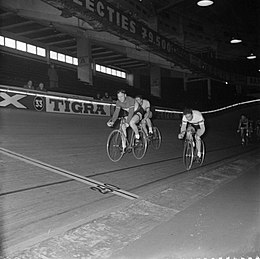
247, 52, 256, 59
230, 37, 242, 44
197, 0, 214, 7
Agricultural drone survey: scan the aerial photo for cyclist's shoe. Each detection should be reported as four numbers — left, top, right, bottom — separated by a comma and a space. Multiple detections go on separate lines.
122, 144, 127, 153
134, 138, 141, 146
194, 156, 201, 163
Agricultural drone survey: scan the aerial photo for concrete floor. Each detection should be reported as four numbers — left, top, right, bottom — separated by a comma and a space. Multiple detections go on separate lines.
112, 162, 260, 259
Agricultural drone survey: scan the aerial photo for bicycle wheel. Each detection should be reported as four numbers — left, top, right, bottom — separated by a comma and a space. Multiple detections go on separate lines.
199, 139, 205, 166
106, 130, 124, 162
133, 129, 148, 159
183, 140, 194, 170
151, 126, 162, 150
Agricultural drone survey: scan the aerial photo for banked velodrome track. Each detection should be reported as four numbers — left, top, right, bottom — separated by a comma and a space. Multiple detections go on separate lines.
0, 99, 259, 258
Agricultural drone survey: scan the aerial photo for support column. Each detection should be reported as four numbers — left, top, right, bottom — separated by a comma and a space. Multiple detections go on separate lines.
183, 73, 188, 92
207, 78, 211, 100
150, 65, 161, 97
77, 33, 93, 85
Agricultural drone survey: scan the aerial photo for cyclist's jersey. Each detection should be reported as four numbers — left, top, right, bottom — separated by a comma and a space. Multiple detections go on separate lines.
238, 118, 249, 129
182, 110, 204, 128
111, 96, 135, 124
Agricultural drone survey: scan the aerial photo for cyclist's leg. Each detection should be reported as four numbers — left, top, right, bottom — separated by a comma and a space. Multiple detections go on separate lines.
130, 113, 141, 139
195, 128, 204, 157
147, 111, 153, 134
121, 118, 128, 150
240, 127, 245, 143
141, 119, 148, 136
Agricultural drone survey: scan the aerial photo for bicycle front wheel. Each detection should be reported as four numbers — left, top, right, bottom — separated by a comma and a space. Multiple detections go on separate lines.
106, 130, 124, 162
183, 140, 194, 170
151, 126, 162, 150
133, 130, 147, 159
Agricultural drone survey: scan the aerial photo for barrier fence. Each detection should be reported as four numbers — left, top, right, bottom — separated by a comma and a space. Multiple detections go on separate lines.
1, 85, 259, 120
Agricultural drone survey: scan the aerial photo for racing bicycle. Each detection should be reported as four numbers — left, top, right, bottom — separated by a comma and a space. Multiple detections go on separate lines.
107, 117, 148, 162
182, 131, 205, 170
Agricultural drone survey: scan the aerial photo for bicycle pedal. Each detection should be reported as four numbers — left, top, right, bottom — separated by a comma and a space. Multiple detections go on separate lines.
194, 157, 201, 163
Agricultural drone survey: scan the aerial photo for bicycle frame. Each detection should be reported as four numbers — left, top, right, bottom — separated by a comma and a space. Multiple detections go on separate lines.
239, 127, 249, 146
106, 117, 148, 162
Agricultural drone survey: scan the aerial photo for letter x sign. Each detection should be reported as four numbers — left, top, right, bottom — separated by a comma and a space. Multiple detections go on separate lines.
0, 93, 27, 108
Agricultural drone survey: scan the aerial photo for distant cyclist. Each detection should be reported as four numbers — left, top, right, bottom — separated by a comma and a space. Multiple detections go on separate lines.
178, 108, 205, 159
237, 114, 249, 144
135, 95, 153, 136
255, 119, 260, 140
107, 89, 144, 151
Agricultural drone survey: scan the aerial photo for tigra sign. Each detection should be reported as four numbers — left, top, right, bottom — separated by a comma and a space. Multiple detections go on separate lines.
46, 97, 109, 116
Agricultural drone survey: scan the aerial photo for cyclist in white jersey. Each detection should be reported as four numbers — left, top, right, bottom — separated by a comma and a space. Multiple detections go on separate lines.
178, 108, 205, 158
135, 95, 153, 136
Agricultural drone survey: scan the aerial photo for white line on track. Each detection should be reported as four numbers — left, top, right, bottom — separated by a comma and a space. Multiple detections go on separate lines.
0, 147, 139, 200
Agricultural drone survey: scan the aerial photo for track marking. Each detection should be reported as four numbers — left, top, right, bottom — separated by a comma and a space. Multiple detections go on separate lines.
0, 147, 139, 200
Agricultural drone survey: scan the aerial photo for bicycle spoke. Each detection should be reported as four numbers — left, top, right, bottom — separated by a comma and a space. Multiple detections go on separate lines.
183, 141, 193, 170
107, 130, 124, 162
133, 131, 147, 159
151, 127, 162, 149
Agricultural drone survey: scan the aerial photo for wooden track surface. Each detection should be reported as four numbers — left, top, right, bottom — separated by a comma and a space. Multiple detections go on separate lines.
0, 105, 259, 254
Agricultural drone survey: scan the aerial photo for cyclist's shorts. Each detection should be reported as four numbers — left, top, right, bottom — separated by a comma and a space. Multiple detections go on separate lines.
133, 107, 145, 120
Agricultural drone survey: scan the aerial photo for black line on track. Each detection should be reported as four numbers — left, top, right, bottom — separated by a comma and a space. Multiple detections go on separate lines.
126, 148, 259, 192
1, 145, 258, 197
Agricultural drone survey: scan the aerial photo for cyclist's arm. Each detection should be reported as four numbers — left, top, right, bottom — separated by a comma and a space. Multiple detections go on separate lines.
237, 120, 242, 130
111, 106, 121, 123
180, 121, 187, 134
143, 107, 150, 121
197, 121, 205, 136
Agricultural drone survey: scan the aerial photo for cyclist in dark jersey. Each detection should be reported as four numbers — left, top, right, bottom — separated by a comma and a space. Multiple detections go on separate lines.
107, 89, 144, 150
237, 114, 249, 144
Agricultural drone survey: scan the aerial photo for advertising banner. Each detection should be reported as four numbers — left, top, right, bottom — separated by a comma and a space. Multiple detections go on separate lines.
46, 97, 110, 116
0, 88, 111, 116
0, 91, 46, 112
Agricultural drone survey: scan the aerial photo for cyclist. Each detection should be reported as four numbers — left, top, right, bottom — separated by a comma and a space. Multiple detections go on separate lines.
107, 89, 144, 151
178, 108, 205, 159
255, 119, 260, 141
135, 95, 153, 136
237, 114, 249, 144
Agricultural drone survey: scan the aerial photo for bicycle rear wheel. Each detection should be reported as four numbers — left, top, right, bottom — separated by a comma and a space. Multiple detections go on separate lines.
151, 126, 162, 149
107, 130, 124, 162
133, 130, 147, 159
183, 140, 194, 170
199, 139, 205, 166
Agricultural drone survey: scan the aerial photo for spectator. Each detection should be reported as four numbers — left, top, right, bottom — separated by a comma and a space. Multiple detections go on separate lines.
36, 82, 47, 92
102, 92, 113, 102
24, 80, 34, 90
48, 63, 58, 89
95, 93, 102, 100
